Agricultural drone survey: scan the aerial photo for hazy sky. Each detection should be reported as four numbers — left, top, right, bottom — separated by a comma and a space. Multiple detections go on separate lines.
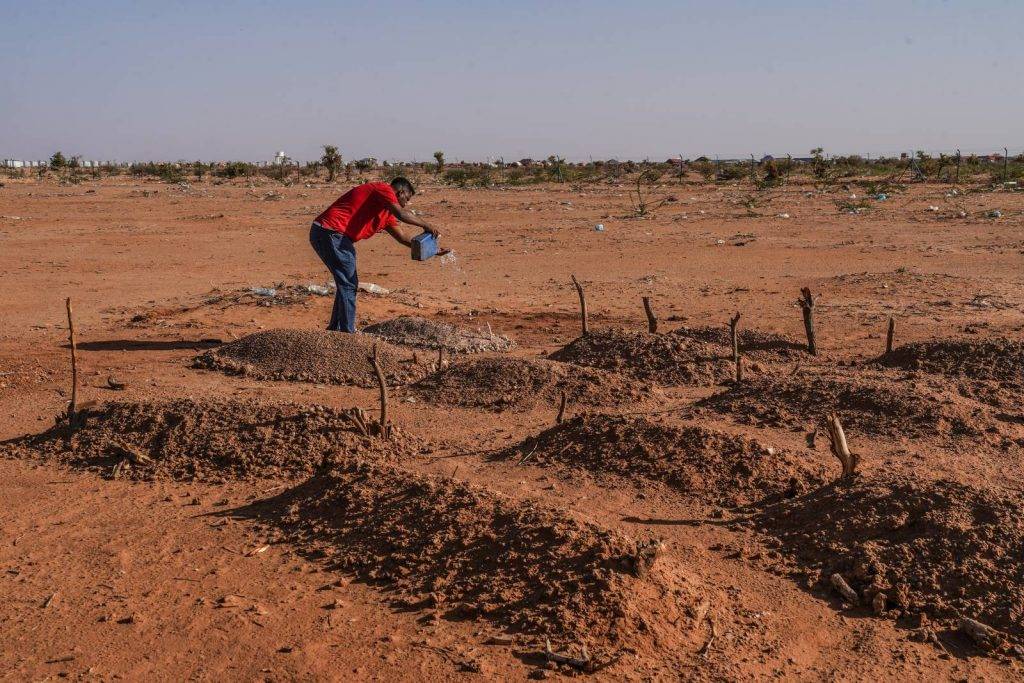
2, 1, 1021, 162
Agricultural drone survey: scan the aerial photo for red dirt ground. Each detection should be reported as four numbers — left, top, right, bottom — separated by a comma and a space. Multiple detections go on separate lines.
2, 174, 1023, 680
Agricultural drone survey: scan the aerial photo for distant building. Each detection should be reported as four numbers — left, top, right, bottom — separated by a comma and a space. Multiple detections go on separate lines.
273, 150, 288, 165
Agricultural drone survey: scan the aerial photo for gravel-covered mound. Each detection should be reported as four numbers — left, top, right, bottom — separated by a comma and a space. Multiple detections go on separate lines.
193, 329, 426, 386
0, 399, 409, 481
411, 356, 659, 411
757, 474, 1024, 647
877, 337, 1024, 385
697, 372, 985, 440
363, 315, 514, 354
504, 414, 825, 504
668, 325, 808, 361
269, 457, 696, 654
550, 329, 734, 386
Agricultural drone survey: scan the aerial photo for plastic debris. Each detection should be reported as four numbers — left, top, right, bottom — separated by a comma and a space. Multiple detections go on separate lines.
594, 223, 605, 232
306, 284, 331, 296
777, 213, 790, 219
875, 193, 888, 201
250, 287, 277, 297
358, 282, 389, 295
986, 209, 1002, 218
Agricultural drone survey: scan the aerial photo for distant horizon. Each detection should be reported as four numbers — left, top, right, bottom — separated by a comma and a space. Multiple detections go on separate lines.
3, 147, 1019, 167
3, 2, 1022, 163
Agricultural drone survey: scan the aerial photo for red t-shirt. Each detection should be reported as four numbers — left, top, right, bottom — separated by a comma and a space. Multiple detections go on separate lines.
315, 182, 399, 242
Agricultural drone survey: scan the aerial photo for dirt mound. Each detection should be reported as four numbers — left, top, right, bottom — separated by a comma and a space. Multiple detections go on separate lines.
550, 329, 733, 386
270, 458, 694, 653
756, 475, 1024, 645
1, 399, 407, 481
698, 372, 984, 440
505, 415, 825, 505
363, 315, 514, 354
193, 329, 425, 386
877, 337, 1024, 385
669, 325, 808, 361
411, 356, 658, 411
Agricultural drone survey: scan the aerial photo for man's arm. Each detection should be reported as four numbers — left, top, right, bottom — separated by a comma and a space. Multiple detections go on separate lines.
384, 224, 414, 248
386, 202, 440, 238
385, 224, 452, 256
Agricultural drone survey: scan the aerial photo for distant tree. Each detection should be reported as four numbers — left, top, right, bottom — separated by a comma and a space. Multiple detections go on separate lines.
193, 161, 205, 181
49, 151, 67, 169
547, 155, 565, 182
321, 145, 342, 182
433, 150, 445, 173
810, 147, 829, 181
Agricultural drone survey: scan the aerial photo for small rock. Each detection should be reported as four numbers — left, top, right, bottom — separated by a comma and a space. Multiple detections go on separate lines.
216, 594, 244, 609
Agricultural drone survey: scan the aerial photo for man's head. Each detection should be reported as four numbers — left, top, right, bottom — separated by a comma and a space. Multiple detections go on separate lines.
390, 177, 415, 207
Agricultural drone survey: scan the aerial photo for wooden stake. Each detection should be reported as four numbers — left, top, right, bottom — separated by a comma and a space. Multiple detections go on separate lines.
555, 391, 567, 425
729, 312, 741, 365
370, 344, 389, 437
885, 316, 895, 355
826, 413, 858, 479
570, 274, 588, 336
735, 355, 744, 384
642, 296, 657, 333
830, 573, 859, 604
798, 287, 817, 355
65, 297, 78, 424
436, 346, 444, 371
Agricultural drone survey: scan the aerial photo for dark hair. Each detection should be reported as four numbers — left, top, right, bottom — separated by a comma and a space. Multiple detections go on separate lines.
390, 176, 415, 196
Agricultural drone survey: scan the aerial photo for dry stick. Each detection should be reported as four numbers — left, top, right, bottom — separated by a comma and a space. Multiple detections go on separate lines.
555, 391, 567, 425
885, 316, 896, 355
570, 274, 588, 336
544, 638, 590, 671
826, 413, 858, 479
642, 296, 658, 333
729, 312, 741, 364
729, 311, 742, 382
65, 297, 78, 424
436, 346, 444, 371
370, 344, 389, 437
798, 287, 817, 355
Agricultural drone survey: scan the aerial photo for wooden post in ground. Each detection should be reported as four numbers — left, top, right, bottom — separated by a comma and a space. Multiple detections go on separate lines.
955, 149, 961, 185
571, 274, 589, 336
885, 316, 895, 355
555, 391, 567, 425
436, 346, 444, 372
370, 344, 389, 437
729, 312, 742, 383
65, 297, 78, 424
642, 296, 658, 333
798, 288, 817, 355
826, 413, 858, 479
729, 312, 741, 364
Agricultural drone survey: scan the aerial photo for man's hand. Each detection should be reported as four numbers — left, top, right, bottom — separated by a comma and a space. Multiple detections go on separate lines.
424, 224, 440, 238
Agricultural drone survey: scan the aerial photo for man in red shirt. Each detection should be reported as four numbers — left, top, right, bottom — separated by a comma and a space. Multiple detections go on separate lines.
309, 177, 445, 332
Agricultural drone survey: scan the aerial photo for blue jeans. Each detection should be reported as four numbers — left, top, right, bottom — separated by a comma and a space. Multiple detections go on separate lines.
309, 224, 358, 332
